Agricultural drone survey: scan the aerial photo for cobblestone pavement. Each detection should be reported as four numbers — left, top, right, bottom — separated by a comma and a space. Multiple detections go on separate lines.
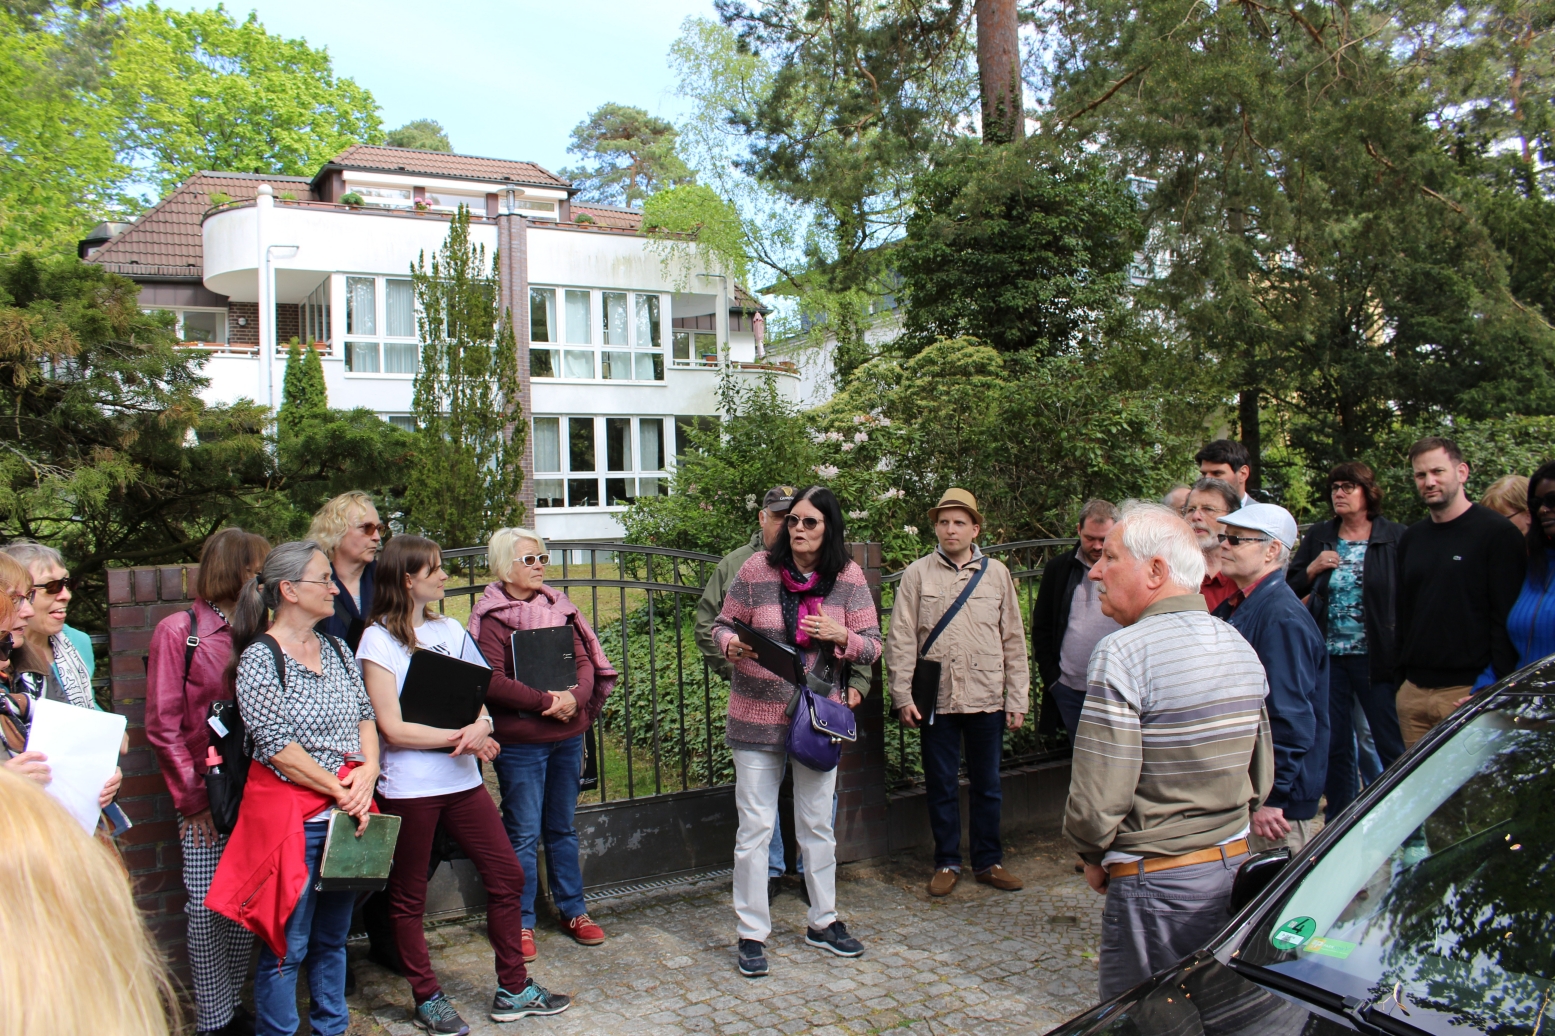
342, 833, 1105, 1036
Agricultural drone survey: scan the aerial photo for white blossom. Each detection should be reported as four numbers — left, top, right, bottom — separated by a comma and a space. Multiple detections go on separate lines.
853, 414, 867, 424
877, 416, 891, 427
840, 442, 855, 452
853, 431, 869, 443
848, 510, 869, 519
745, 494, 758, 510
877, 488, 904, 501
815, 464, 840, 479
825, 430, 844, 442
903, 524, 919, 536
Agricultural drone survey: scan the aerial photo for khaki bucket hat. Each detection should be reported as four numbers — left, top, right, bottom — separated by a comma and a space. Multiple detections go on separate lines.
927, 488, 984, 526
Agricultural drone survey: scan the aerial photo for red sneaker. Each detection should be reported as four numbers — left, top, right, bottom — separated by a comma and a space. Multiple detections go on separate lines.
565, 913, 605, 946
520, 928, 537, 963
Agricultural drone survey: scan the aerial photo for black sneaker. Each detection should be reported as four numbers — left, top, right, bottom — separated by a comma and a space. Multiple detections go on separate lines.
490, 979, 572, 1022
768, 875, 781, 902
737, 938, 769, 977
806, 920, 864, 957
413, 993, 470, 1035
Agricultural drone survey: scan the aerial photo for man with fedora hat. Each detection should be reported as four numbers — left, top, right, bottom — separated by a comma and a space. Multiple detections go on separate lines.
885, 488, 1029, 896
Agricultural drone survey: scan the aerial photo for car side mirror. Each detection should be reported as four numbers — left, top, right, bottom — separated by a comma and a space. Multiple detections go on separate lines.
1230, 848, 1291, 914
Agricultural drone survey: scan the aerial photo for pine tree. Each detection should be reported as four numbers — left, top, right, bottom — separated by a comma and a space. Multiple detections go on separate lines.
406, 207, 526, 546
278, 338, 328, 442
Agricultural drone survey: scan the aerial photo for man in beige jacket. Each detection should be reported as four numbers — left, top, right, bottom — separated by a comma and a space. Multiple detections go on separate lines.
886, 488, 1029, 897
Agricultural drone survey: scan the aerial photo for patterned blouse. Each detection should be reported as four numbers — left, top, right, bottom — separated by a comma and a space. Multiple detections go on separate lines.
236, 632, 375, 781
1325, 539, 1368, 656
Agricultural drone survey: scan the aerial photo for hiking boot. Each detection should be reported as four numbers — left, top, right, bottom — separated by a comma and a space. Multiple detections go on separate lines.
805, 919, 865, 957
928, 867, 959, 896
520, 928, 537, 963
413, 993, 470, 1035
975, 864, 1024, 891
737, 938, 769, 977
565, 913, 605, 945
490, 979, 571, 1022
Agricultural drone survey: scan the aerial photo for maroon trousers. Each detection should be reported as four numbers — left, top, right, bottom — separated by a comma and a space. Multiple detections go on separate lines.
379, 784, 528, 1001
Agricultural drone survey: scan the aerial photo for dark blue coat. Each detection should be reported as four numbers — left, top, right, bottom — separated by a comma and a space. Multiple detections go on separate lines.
316, 560, 375, 652
1221, 572, 1330, 821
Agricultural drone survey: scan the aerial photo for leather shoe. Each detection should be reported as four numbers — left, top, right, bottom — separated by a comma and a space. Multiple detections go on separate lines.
974, 864, 1023, 891
928, 867, 959, 896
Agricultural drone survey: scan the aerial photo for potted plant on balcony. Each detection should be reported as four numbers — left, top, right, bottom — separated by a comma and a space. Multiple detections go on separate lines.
574, 212, 596, 225
340, 191, 365, 208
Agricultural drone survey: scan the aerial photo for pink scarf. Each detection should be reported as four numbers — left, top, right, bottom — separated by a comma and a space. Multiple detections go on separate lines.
468, 582, 618, 696
780, 566, 826, 649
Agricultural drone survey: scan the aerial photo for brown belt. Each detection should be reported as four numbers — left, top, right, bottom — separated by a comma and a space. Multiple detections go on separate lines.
1107, 839, 1249, 880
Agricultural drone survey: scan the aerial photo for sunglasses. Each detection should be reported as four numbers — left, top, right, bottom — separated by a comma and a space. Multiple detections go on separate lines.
519, 553, 551, 567
356, 522, 389, 537
785, 515, 823, 530
1534, 493, 1555, 513
1217, 533, 1271, 546
34, 576, 77, 596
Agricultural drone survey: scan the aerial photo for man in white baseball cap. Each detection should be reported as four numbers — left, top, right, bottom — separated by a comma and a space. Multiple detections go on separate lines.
1215, 502, 1330, 854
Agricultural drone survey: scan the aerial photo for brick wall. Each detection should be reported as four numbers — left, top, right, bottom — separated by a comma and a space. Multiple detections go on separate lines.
228, 302, 258, 346
107, 563, 199, 983
835, 541, 888, 863
275, 302, 300, 345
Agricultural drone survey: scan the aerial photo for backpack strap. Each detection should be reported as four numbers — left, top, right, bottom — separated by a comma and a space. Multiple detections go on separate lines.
258, 633, 287, 690
920, 557, 990, 657
320, 632, 351, 672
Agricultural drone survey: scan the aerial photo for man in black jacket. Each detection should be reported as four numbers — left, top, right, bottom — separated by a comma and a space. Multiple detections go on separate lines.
1032, 499, 1120, 740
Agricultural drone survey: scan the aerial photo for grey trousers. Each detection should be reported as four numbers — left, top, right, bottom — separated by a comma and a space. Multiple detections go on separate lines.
1098, 852, 1246, 1001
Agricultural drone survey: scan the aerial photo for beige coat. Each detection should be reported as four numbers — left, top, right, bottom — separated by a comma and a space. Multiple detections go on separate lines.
885, 548, 1030, 715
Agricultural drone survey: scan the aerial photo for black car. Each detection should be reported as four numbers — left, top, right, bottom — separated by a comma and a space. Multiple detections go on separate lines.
1046, 659, 1555, 1036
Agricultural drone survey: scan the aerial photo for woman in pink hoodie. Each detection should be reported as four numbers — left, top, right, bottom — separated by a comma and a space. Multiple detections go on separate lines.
468, 527, 617, 966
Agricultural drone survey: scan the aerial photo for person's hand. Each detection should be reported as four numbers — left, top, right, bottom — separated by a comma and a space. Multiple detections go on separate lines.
897, 703, 921, 729
1251, 805, 1290, 841
476, 739, 502, 762
1006, 711, 1026, 731
1084, 861, 1109, 894
447, 721, 491, 757
98, 766, 122, 808
180, 808, 218, 848
336, 761, 379, 828
3, 750, 50, 785
800, 611, 849, 646
845, 687, 863, 709
542, 688, 578, 721
724, 638, 756, 663
1307, 551, 1340, 580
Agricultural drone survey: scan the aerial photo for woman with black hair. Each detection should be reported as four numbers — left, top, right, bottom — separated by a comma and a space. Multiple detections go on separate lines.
711, 486, 882, 979
1474, 460, 1555, 691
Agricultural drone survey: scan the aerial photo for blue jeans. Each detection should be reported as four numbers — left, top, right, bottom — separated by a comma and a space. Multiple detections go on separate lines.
1325, 653, 1406, 821
1354, 698, 1383, 785
921, 709, 1004, 872
493, 735, 587, 928
1049, 682, 1086, 743
253, 822, 355, 1036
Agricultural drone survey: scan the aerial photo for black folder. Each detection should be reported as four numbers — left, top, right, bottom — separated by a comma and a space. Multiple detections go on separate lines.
726, 617, 805, 686
509, 625, 578, 692
399, 650, 491, 735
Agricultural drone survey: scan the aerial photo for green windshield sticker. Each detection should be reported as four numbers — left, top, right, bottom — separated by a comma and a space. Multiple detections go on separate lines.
1302, 937, 1356, 959
1271, 916, 1317, 950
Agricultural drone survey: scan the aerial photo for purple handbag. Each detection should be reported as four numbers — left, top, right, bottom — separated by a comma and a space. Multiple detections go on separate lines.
787, 682, 858, 772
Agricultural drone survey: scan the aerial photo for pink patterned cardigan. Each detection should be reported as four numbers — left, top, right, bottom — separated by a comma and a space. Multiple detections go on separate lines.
712, 552, 882, 749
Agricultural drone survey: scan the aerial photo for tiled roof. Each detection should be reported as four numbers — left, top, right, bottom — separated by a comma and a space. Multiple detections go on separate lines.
732, 282, 770, 314
572, 204, 643, 230
88, 172, 313, 277
325, 145, 571, 189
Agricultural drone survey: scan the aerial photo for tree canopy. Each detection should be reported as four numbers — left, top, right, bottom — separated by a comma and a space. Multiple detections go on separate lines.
562, 103, 692, 208
384, 118, 452, 152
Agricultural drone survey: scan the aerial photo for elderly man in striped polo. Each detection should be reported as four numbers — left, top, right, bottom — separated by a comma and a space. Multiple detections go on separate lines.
1064, 502, 1273, 1000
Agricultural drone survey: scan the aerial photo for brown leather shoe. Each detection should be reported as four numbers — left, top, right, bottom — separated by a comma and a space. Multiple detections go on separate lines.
974, 864, 1024, 891
927, 867, 959, 896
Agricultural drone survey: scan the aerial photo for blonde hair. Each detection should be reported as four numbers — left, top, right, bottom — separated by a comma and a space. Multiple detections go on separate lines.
0, 768, 178, 1036
1481, 474, 1529, 519
488, 527, 546, 582
0, 552, 31, 596
307, 491, 378, 557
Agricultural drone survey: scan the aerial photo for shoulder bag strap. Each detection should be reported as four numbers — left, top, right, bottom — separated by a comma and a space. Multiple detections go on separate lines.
182, 607, 200, 692
919, 558, 989, 657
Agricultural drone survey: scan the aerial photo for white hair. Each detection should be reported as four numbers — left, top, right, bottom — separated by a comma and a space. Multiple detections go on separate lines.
488, 527, 546, 581
1114, 502, 1207, 590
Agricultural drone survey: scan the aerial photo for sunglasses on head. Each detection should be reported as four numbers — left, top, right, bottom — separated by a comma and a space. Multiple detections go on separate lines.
520, 553, 551, 567
785, 515, 823, 530
1217, 533, 1271, 547
34, 576, 77, 596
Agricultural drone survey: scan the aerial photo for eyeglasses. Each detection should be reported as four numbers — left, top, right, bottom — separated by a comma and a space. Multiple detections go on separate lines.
33, 576, 77, 596
285, 578, 335, 588
355, 522, 389, 537
8, 589, 35, 605
1534, 493, 1555, 513
1331, 481, 1362, 495
519, 553, 551, 567
785, 515, 823, 530
1217, 533, 1271, 546
1181, 505, 1227, 517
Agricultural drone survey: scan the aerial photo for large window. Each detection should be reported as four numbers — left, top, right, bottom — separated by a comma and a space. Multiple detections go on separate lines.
345, 275, 419, 375
531, 288, 666, 382
533, 415, 670, 508
302, 277, 330, 345
672, 328, 718, 366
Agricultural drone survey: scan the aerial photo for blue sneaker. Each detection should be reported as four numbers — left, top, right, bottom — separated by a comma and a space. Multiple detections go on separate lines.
413, 993, 469, 1035
737, 938, 768, 977
806, 919, 864, 957
490, 978, 572, 1022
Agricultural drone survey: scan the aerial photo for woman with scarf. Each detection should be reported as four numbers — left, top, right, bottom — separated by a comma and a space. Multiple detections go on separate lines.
469, 528, 617, 966
711, 485, 882, 979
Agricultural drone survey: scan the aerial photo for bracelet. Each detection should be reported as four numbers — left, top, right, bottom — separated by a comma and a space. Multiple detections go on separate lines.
482, 714, 495, 730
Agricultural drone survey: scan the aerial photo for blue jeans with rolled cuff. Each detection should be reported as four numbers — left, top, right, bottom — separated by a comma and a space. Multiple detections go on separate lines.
252, 821, 355, 1036
493, 734, 588, 929
921, 709, 1005, 873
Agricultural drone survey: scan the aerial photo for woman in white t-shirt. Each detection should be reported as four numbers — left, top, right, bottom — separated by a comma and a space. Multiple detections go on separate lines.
358, 536, 571, 1033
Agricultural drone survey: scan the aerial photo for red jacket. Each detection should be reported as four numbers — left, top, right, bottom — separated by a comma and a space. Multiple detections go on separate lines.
145, 599, 233, 816
206, 760, 375, 959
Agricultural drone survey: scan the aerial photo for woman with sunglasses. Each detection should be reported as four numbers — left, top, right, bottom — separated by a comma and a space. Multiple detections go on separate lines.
1473, 461, 1555, 693
307, 491, 385, 653
1285, 462, 1408, 820
0, 572, 50, 784
468, 528, 617, 965
2, 541, 95, 708
711, 486, 881, 978
358, 535, 570, 1031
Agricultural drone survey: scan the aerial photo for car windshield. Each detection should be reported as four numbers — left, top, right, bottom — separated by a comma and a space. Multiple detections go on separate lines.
1235, 694, 1555, 1035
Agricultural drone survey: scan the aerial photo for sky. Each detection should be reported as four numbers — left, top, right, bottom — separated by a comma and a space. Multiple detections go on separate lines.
167, 0, 720, 177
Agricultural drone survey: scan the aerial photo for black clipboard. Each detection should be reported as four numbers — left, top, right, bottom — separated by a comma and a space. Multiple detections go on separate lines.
509, 625, 578, 692
726, 617, 806, 686
399, 649, 491, 738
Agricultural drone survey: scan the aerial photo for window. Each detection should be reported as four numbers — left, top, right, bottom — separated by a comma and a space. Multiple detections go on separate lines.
388, 415, 415, 432
534, 415, 671, 508
636, 294, 660, 349
513, 198, 555, 213
426, 192, 485, 213
673, 330, 718, 365
344, 275, 419, 375
530, 288, 557, 378
345, 340, 379, 372
179, 309, 227, 345
347, 277, 375, 335
302, 277, 330, 345
529, 289, 666, 381
353, 185, 412, 209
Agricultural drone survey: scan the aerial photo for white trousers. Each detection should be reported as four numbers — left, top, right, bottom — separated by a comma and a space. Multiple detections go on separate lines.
732, 748, 838, 942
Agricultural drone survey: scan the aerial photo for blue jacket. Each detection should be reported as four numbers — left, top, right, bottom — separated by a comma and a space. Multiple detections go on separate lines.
1220, 572, 1330, 820
1474, 549, 1555, 691
315, 560, 375, 653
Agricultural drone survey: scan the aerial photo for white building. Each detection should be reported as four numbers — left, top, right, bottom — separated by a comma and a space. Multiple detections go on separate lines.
83, 145, 798, 541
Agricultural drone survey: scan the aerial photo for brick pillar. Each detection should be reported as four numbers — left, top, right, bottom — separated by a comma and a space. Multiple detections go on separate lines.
835, 541, 888, 863
496, 211, 535, 520
107, 563, 199, 983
